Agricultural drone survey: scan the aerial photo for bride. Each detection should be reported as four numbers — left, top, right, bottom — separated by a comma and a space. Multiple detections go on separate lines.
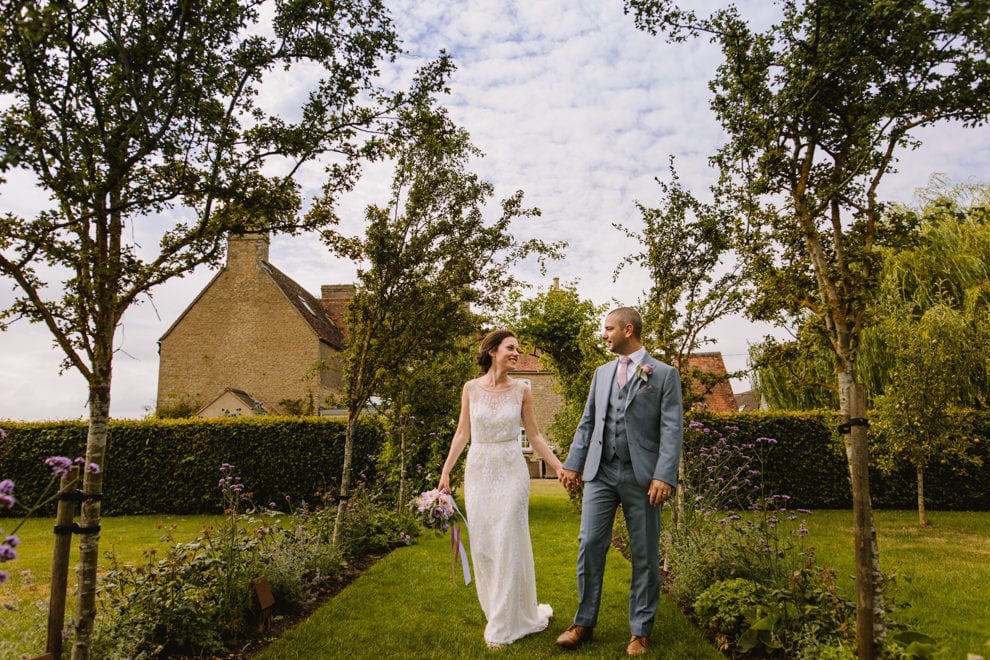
438, 329, 564, 649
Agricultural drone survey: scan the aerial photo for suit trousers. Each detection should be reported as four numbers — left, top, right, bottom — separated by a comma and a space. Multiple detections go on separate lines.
573, 453, 661, 637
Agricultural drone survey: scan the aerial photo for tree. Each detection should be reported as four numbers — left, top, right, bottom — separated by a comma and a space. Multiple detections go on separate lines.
320, 98, 562, 543
872, 303, 981, 525
624, 1, 990, 655
752, 178, 990, 412
0, 1, 447, 655
614, 160, 748, 408
376, 344, 475, 509
870, 182, 990, 524
749, 319, 840, 410
505, 283, 608, 452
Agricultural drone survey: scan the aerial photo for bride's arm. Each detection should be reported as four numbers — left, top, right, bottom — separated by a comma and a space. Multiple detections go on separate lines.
438, 382, 472, 493
520, 384, 563, 477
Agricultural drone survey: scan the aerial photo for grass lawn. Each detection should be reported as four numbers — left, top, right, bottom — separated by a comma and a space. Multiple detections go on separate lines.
2, 484, 988, 659
255, 479, 720, 659
804, 509, 990, 659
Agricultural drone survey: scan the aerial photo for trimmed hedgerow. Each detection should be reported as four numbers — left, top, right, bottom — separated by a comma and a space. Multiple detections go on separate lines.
3, 410, 987, 514
0, 417, 380, 515
687, 409, 990, 511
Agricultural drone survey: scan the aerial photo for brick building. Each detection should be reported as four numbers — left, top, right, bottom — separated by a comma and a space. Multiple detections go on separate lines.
678, 351, 739, 413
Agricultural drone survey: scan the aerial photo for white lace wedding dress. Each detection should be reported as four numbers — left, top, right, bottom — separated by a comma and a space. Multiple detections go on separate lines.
464, 379, 553, 647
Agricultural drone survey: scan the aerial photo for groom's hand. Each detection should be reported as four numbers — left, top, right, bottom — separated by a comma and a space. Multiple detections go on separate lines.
559, 468, 581, 492
649, 479, 673, 507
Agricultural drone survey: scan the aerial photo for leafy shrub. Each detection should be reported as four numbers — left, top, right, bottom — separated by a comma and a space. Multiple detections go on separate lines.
666, 421, 858, 658
92, 465, 416, 657
694, 577, 768, 641
337, 484, 419, 558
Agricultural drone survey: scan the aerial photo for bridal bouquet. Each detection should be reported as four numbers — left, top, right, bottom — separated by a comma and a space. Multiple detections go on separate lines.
413, 488, 472, 585
414, 488, 457, 532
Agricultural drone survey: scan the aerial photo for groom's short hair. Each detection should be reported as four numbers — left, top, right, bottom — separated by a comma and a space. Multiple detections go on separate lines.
608, 306, 642, 339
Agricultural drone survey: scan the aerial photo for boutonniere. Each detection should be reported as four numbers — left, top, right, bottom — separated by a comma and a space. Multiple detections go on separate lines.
635, 363, 653, 383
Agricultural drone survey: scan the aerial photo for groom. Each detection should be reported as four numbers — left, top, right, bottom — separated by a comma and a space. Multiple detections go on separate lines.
556, 306, 683, 657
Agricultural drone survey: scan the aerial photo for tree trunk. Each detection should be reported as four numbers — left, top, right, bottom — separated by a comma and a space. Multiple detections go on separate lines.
917, 466, 928, 526
398, 424, 407, 512
332, 409, 358, 545
840, 379, 886, 659
46, 465, 78, 658
71, 365, 111, 660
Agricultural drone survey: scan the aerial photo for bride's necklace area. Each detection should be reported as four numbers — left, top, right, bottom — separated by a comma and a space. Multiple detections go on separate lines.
482, 371, 512, 390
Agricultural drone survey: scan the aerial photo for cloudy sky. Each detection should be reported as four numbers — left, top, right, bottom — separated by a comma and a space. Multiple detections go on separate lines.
2, 0, 986, 421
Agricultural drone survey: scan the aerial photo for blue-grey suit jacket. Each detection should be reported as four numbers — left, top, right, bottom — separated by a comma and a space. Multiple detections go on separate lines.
563, 353, 683, 488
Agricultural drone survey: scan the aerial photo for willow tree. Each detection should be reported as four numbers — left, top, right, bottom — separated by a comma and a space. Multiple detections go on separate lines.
0, 1, 447, 655
871, 183, 990, 524
625, 1, 990, 655
318, 96, 563, 544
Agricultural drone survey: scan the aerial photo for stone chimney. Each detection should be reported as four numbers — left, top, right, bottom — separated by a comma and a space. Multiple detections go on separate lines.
321, 284, 356, 301
226, 232, 270, 271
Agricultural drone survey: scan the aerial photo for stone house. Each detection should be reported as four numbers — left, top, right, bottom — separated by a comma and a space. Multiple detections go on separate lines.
157, 233, 351, 417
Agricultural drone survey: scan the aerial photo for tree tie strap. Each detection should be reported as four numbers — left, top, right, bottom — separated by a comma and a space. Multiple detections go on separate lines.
57, 489, 102, 503
53, 523, 102, 536
837, 418, 869, 435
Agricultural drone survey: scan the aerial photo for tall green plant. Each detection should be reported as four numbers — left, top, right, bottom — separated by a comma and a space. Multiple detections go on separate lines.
625, 3, 990, 645
615, 160, 749, 406
872, 304, 983, 525
505, 284, 607, 451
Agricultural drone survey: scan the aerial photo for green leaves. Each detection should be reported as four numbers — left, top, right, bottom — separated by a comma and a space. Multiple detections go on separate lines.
0, 0, 435, 382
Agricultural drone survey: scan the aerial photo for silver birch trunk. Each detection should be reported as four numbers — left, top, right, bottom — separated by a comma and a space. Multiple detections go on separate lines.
71, 362, 111, 660
839, 374, 887, 659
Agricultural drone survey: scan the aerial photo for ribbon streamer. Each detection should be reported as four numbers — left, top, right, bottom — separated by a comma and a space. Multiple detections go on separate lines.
447, 495, 471, 585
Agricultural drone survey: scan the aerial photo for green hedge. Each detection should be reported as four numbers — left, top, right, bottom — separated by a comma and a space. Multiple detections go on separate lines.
688, 410, 990, 511
0, 417, 380, 516
3, 410, 988, 515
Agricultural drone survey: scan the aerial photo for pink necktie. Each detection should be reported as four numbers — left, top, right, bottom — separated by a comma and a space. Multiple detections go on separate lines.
618, 355, 631, 389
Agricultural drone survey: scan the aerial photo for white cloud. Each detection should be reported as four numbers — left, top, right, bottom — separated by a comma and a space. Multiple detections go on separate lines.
2, 0, 988, 420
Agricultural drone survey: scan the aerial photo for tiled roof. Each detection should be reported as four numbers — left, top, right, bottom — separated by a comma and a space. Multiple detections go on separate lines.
515, 352, 547, 372
677, 351, 738, 413
259, 262, 345, 350
735, 390, 759, 412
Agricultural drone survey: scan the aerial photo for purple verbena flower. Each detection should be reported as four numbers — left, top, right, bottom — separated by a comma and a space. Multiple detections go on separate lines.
45, 456, 73, 478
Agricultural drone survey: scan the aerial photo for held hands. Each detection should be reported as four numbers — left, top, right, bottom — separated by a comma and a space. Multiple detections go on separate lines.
559, 468, 582, 493
648, 479, 674, 507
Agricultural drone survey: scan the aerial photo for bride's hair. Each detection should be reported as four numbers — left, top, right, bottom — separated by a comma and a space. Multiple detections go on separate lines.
477, 329, 516, 373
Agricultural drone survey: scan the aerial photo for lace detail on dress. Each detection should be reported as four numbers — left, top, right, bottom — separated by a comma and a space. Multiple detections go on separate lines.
464, 378, 552, 646
468, 380, 524, 445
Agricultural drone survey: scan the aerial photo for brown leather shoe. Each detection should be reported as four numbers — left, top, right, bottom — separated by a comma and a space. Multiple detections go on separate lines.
627, 635, 650, 656
556, 625, 593, 648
